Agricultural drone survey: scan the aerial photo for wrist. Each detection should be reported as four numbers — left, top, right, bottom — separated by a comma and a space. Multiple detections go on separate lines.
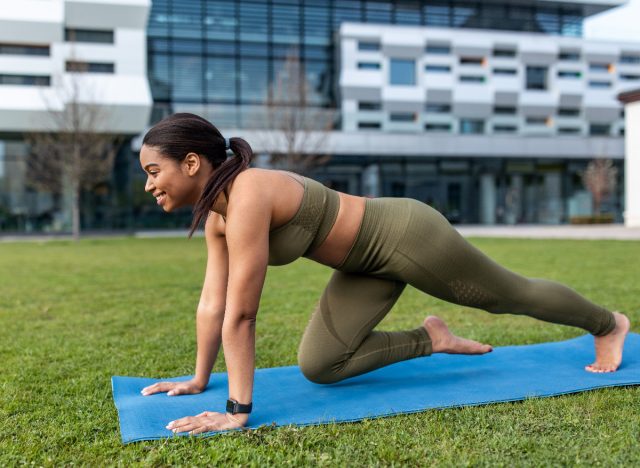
191, 377, 208, 390
226, 412, 249, 425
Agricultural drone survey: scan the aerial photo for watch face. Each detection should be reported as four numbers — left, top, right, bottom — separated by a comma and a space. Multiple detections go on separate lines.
226, 399, 251, 414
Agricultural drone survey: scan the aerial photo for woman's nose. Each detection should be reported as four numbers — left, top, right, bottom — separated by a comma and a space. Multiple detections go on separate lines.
144, 176, 154, 193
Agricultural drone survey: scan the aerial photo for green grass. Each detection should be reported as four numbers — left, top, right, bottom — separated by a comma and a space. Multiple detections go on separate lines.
1, 237, 638, 466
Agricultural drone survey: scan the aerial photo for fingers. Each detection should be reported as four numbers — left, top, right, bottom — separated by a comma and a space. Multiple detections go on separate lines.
189, 424, 216, 435
141, 382, 174, 396
166, 413, 241, 435
167, 416, 209, 434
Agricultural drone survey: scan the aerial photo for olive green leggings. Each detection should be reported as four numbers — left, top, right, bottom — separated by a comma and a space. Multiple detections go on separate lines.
297, 197, 617, 384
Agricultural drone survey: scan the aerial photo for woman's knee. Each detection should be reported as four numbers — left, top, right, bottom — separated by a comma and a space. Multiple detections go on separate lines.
297, 348, 347, 384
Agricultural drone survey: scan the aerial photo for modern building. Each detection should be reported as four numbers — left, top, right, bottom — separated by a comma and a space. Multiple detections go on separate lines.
0, 0, 152, 231
0, 0, 638, 231
331, 20, 640, 224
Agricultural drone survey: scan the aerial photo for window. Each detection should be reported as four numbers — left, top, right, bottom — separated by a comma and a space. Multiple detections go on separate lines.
390, 59, 415, 85
359, 102, 382, 111
493, 124, 517, 133
425, 65, 451, 73
425, 123, 451, 132
65, 28, 114, 44
526, 66, 547, 90
364, 1, 391, 24
620, 74, 640, 81
589, 63, 610, 72
493, 49, 516, 58
493, 68, 517, 75
358, 42, 380, 51
66, 61, 115, 73
459, 75, 485, 83
460, 119, 484, 134
239, 42, 267, 56
358, 122, 381, 129
494, 106, 516, 115
272, 2, 300, 44
358, 62, 381, 70
558, 70, 581, 79
589, 124, 610, 136
620, 55, 640, 64
425, 103, 451, 113
240, 58, 266, 103
526, 116, 548, 125
0, 74, 50, 86
460, 57, 484, 65
425, 44, 450, 55
559, 51, 580, 61
206, 57, 236, 101
558, 127, 581, 134
0, 43, 49, 56
424, 4, 450, 27
390, 112, 416, 122
589, 81, 611, 88
558, 108, 580, 117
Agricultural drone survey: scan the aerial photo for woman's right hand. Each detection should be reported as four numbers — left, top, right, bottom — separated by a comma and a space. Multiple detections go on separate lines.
141, 379, 205, 397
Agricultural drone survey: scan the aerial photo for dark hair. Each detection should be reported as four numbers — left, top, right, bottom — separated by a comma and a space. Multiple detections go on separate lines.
142, 113, 254, 237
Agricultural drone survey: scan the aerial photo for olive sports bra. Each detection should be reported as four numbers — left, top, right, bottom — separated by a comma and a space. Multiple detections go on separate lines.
267, 175, 340, 266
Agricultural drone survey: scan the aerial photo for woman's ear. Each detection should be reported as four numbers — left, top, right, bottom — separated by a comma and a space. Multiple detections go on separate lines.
183, 152, 201, 176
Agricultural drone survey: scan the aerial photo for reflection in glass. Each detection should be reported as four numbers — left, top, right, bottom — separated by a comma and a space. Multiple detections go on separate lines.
172, 55, 203, 101
390, 59, 416, 85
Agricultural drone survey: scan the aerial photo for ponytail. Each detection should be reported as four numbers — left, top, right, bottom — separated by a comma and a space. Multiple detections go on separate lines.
189, 136, 254, 237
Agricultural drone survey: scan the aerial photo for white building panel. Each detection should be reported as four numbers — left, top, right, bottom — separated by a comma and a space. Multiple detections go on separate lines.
0, 0, 63, 43
65, 0, 149, 29
0, 0, 152, 135
339, 22, 640, 144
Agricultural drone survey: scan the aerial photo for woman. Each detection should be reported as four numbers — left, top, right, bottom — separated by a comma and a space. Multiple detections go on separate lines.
139, 113, 630, 435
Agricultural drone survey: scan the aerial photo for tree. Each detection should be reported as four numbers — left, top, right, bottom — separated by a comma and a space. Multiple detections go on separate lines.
581, 158, 618, 215
25, 48, 122, 240
258, 47, 335, 175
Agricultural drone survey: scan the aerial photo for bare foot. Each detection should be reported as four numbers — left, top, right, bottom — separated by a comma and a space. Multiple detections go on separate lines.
423, 315, 493, 355
585, 311, 630, 373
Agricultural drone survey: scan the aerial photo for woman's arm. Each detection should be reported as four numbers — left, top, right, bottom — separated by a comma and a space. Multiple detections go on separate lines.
142, 214, 229, 396
220, 173, 271, 419
165, 171, 272, 434
192, 214, 230, 387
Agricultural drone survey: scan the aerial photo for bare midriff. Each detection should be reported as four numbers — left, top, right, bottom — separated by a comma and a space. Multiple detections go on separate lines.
271, 170, 366, 269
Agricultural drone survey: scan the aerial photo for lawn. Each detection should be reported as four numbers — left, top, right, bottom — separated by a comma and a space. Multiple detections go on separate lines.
1, 236, 638, 466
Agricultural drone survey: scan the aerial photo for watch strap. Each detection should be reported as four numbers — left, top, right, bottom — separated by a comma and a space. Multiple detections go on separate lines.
226, 399, 252, 414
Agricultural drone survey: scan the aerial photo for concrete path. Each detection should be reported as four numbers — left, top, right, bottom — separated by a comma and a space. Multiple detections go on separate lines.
455, 224, 640, 240
2, 224, 640, 242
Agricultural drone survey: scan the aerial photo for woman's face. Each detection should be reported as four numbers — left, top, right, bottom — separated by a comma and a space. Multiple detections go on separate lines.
139, 145, 201, 212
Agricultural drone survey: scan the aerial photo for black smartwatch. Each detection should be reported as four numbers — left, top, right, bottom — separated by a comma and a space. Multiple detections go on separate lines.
226, 398, 253, 415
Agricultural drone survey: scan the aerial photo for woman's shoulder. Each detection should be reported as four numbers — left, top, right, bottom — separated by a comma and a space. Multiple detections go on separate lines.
233, 167, 305, 190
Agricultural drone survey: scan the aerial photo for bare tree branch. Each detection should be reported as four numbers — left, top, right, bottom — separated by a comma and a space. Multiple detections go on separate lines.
581, 158, 618, 215
24, 41, 123, 239
259, 47, 335, 176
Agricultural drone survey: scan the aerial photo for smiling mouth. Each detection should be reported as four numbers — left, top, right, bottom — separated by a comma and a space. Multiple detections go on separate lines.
155, 192, 167, 206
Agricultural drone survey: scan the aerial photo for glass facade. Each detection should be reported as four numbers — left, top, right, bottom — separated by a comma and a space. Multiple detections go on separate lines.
147, 0, 585, 125
3, 0, 628, 233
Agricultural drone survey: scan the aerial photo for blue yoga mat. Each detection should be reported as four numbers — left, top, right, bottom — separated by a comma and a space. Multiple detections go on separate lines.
112, 333, 640, 443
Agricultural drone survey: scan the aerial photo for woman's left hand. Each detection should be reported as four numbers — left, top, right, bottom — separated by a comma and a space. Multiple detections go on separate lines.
166, 411, 247, 435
